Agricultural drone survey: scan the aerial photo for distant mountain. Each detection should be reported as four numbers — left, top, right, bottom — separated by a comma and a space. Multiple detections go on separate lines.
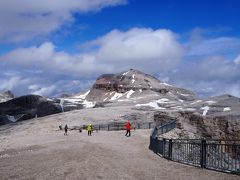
0, 90, 14, 103
0, 69, 239, 140
86, 69, 196, 102
0, 95, 62, 125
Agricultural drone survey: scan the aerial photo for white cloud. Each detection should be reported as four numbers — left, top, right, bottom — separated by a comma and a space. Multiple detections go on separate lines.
32, 85, 56, 96
188, 37, 240, 57
234, 54, 240, 64
92, 28, 185, 69
1, 28, 184, 77
0, 0, 127, 42
0, 76, 31, 93
1, 27, 240, 98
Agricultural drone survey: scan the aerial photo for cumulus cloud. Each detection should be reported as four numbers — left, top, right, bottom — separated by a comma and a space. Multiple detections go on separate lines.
1, 27, 240, 97
234, 55, 240, 64
0, 0, 127, 42
32, 85, 56, 96
187, 37, 240, 57
91, 28, 185, 65
1, 28, 184, 76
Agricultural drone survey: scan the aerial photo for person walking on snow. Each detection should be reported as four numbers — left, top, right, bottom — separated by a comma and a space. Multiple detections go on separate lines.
125, 121, 131, 137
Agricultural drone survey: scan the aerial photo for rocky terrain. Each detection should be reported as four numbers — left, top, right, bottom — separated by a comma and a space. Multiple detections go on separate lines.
0, 114, 239, 180
0, 69, 240, 140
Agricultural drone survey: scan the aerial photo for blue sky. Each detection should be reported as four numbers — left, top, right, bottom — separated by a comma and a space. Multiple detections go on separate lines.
0, 0, 240, 97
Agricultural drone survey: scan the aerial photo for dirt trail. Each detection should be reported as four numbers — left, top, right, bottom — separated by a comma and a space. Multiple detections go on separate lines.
0, 122, 238, 180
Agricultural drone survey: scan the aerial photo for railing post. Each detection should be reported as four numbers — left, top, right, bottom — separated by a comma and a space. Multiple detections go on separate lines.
168, 139, 172, 160
163, 138, 166, 157
108, 124, 110, 131
201, 139, 207, 168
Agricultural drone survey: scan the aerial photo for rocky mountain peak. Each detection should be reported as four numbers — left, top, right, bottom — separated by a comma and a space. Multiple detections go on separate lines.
93, 69, 166, 93
86, 69, 195, 101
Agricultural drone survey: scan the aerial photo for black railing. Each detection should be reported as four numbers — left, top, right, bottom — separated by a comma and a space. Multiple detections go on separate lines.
149, 137, 240, 174
151, 121, 176, 138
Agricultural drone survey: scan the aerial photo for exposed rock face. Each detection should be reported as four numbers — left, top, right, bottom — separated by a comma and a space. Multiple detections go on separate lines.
0, 95, 62, 125
86, 69, 196, 101
154, 108, 240, 140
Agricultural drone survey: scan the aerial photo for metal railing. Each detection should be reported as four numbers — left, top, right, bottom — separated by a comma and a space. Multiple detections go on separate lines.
151, 121, 176, 138
149, 137, 240, 174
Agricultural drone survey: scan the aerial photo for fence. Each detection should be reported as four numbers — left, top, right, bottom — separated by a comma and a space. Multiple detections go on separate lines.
70, 121, 154, 131
151, 121, 176, 138
149, 137, 240, 174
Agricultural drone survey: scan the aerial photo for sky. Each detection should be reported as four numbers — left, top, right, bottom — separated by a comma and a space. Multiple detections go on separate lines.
0, 0, 240, 97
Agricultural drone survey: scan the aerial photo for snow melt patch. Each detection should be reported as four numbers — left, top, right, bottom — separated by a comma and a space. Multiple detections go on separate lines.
206, 101, 217, 105
223, 107, 231, 111
126, 90, 135, 98
75, 90, 90, 99
110, 92, 123, 101
160, 82, 173, 87
201, 106, 210, 116
156, 98, 169, 104
82, 100, 95, 108
103, 97, 108, 102
190, 100, 202, 105
123, 71, 129, 76
131, 74, 135, 83
136, 102, 166, 110
60, 99, 64, 112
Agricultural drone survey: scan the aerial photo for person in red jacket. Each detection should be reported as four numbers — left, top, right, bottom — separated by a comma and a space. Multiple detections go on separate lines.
125, 120, 131, 137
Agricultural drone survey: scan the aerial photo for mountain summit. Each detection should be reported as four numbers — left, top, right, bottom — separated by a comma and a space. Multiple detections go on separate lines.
86, 69, 195, 101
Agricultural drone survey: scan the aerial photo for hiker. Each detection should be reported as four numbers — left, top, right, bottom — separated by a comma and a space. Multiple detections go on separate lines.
59, 124, 62, 130
64, 124, 68, 135
87, 124, 93, 136
79, 128, 82, 133
125, 120, 131, 137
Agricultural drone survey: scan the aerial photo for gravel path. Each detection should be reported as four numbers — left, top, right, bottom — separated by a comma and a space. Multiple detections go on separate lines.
0, 121, 238, 180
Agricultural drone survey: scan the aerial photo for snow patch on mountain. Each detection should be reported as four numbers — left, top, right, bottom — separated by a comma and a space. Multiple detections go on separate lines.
82, 100, 95, 108
156, 98, 170, 104
60, 99, 64, 112
206, 101, 217, 105
136, 101, 166, 110
110, 92, 123, 101
74, 90, 90, 99
223, 107, 231, 111
160, 82, 172, 87
131, 74, 135, 84
190, 100, 202, 105
126, 90, 135, 98
123, 71, 130, 76
201, 106, 210, 116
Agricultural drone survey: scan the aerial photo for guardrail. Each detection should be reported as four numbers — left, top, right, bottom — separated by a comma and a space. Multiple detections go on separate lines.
149, 137, 240, 174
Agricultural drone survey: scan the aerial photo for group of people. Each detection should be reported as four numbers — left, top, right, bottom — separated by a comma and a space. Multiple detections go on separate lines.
59, 120, 132, 137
